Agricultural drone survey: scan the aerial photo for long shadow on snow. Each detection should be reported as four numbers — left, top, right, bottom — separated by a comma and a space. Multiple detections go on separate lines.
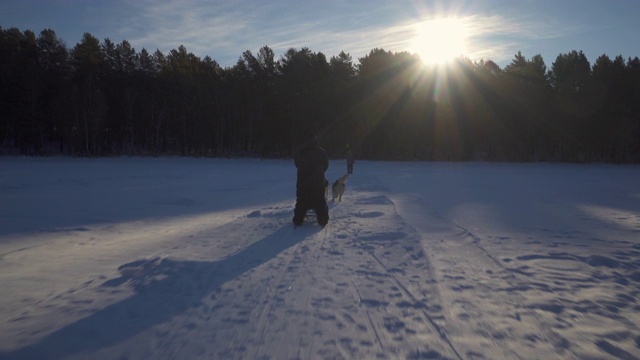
1, 223, 318, 360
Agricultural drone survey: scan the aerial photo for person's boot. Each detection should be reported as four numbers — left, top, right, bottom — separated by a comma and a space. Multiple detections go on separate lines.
293, 200, 307, 226
316, 204, 329, 227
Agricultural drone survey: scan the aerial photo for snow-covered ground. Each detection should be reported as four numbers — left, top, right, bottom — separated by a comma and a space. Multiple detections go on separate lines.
1, 157, 639, 360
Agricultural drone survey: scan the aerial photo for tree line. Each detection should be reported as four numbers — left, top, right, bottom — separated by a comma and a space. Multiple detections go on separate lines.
1, 26, 639, 162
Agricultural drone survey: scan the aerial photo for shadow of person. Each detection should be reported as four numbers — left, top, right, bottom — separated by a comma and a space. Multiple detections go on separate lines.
1, 223, 321, 359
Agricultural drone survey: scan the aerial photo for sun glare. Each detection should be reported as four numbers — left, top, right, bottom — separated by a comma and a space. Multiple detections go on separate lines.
411, 18, 469, 66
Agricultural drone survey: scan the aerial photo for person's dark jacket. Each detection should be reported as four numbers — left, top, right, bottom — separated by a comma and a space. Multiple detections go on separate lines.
294, 137, 328, 194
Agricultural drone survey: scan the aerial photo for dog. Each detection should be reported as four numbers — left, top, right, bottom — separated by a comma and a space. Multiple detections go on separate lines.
331, 174, 349, 202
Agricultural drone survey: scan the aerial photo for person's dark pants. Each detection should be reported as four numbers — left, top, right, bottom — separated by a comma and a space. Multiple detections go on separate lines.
347, 164, 353, 174
293, 186, 329, 226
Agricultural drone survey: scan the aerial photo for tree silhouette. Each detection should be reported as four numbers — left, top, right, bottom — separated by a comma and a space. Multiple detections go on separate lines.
0, 26, 639, 163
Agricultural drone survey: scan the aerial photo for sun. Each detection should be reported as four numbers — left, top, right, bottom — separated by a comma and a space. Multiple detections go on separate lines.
410, 18, 469, 66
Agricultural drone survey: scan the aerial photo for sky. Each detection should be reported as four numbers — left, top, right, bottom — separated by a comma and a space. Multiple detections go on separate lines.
1, 0, 639, 68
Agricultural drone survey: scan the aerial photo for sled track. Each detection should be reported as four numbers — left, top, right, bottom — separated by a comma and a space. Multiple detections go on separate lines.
452, 223, 579, 356
367, 248, 464, 360
330, 193, 464, 360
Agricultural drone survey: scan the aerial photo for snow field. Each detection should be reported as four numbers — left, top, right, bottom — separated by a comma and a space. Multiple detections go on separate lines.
1, 157, 639, 359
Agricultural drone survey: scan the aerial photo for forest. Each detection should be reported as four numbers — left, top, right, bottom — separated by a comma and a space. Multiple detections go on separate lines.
1, 26, 639, 162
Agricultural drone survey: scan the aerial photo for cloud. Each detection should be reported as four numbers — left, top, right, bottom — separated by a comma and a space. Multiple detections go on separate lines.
80, 0, 585, 68
260, 12, 584, 66
460, 13, 586, 64
101, 0, 410, 65
114, 1, 248, 57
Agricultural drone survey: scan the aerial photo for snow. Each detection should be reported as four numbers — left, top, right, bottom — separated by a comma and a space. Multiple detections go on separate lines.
1, 157, 639, 360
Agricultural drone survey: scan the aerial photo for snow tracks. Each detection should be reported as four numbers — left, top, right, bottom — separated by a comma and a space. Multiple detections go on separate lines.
202, 190, 458, 359
392, 193, 640, 360
0, 188, 456, 360
3, 180, 639, 359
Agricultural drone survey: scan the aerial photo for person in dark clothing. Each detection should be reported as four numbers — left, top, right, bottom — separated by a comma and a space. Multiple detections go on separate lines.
293, 135, 329, 227
346, 149, 354, 174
